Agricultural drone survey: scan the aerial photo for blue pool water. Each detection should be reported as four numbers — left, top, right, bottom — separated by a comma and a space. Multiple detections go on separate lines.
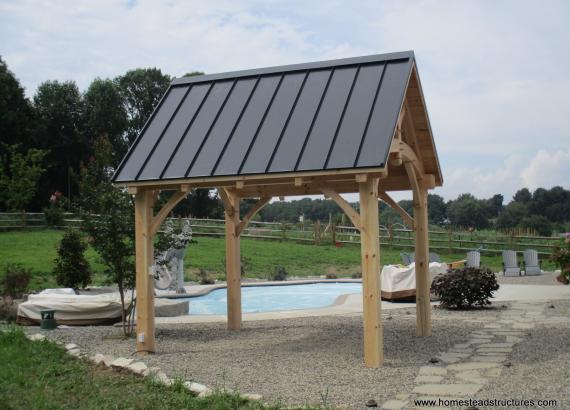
183, 282, 363, 315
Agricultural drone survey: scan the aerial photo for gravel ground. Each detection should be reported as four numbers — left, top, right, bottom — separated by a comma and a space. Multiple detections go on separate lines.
476, 299, 570, 410
38, 307, 501, 409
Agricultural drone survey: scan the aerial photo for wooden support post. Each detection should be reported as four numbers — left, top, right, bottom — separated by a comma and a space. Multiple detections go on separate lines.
223, 189, 242, 330
359, 177, 383, 368
134, 189, 155, 354
413, 186, 432, 337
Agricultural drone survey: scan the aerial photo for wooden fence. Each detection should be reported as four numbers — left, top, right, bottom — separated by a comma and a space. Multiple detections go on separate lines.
0, 212, 561, 256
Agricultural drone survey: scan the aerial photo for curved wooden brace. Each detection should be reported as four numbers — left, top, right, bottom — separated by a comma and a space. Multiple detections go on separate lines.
319, 185, 362, 231
150, 190, 189, 236
236, 196, 271, 237
391, 139, 425, 177
378, 191, 414, 229
403, 162, 423, 207
217, 188, 235, 217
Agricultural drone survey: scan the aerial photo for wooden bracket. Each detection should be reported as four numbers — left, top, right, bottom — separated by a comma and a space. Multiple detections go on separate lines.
319, 185, 362, 231
150, 189, 190, 236
235, 196, 271, 236
378, 191, 414, 229
390, 139, 425, 177
355, 173, 368, 183
218, 188, 235, 217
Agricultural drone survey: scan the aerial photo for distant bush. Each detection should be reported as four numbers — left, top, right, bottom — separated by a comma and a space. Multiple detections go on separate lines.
351, 271, 362, 279
0, 297, 17, 322
1, 263, 31, 298
431, 267, 499, 309
325, 273, 338, 279
53, 229, 92, 290
198, 269, 215, 285
268, 266, 288, 281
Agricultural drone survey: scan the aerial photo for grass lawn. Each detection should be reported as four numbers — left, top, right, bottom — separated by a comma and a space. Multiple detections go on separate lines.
0, 229, 556, 291
0, 327, 308, 409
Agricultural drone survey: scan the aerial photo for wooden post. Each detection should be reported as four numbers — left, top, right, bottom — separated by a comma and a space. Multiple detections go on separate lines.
315, 220, 321, 245
413, 187, 431, 337
359, 177, 383, 368
224, 190, 241, 330
134, 189, 155, 354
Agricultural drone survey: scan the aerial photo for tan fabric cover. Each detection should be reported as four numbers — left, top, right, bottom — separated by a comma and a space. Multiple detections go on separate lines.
381, 262, 448, 300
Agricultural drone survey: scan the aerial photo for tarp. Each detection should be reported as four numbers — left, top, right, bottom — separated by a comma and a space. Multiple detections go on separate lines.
381, 262, 448, 300
17, 291, 130, 326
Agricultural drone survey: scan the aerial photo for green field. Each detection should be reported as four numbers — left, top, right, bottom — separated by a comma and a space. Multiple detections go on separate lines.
0, 229, 556, 291
0, 327, 311, 409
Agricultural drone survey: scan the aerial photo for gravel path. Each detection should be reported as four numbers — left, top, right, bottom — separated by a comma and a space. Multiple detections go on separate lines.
40, 307, 500, 408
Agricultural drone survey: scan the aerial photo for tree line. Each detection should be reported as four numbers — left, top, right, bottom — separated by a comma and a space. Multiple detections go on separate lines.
1, 56, 568, 236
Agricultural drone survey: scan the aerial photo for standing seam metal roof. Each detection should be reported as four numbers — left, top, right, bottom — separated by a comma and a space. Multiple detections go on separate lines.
113, 51, 415, 183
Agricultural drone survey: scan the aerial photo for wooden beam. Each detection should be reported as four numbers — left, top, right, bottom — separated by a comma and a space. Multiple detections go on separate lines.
404, 162, 431, 337
235, 196, 272, 236
294, 177, 304, 187
224, 189, 241, 330
378, 191, 414, 229
359, 177, 383, 367
319, 185, 362, 230
150, 190, 189, 236
134, 189, 155, 354
390, 139, 425, 177
355, 173, 367, 183
217, 188, 234, 217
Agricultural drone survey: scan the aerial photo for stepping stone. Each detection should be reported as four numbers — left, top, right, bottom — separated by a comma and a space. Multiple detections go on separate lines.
419, 366, 447, 376
394, 394, 410, 400
449, 348, 473, 354
152, 371, 172, 386
415, 375, 444, 384
480, 343, 514, 348
453, 343, 471, 349
484, 324, 501, 329
67, 348, 81, 357
472, 355, 507, 363
455, 370, 487, 385
513, 323, 535, 329
447, 362, 499, 371
477, 347, 512, 353
413, 383, 483, 396
469, 333, 493, 338
184, 382, 209, 395
468, 339, 492, 345
110, 357, 134, 369
437, 353, 463, 364
101, 355, 115, 368
381, 399, 408, 409
89, 354, 106, 365
484, 367, 503, 378
127, 362, 148, 375
65, 343, 79, 350
198, 389, 213, 398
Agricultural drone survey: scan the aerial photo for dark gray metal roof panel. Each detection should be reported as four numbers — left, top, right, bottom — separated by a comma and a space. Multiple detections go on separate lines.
113, 51, 416, 183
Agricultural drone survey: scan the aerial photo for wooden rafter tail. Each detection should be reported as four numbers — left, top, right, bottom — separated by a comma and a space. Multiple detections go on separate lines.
236, 196, 272, 237
319, 184, 362, 231
378, 191, 414, 229
150, 190, 190, 236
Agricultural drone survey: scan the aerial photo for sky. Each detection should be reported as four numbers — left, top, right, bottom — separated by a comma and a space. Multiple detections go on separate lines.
1, 0, 569, 202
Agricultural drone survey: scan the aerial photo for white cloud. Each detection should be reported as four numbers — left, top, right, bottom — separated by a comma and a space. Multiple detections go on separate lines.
521, 148, 570, 191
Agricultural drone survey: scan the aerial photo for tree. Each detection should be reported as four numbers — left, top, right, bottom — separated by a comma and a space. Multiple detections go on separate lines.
428, 194, 447, 225
54, 229, 92, 290
487, 194, 504, 218
519, 215, 553, 236
495, 202, 528, 230
0, 144, 47, 211
83, 78, 129, 164
447, 193, 490, 229
34, 80, 86, 205
116, 68, 171, 144
79, 136, 135, 336
513, 188, 532, 203
0, 56, 37, 148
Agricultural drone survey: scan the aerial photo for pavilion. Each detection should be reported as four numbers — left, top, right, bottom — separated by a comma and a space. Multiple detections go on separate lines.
113, 50, 443, 368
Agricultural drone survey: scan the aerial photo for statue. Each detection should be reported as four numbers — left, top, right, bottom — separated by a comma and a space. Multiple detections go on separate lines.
152, 219, 192, 294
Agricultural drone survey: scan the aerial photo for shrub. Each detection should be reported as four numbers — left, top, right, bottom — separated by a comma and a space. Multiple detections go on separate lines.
0, 297, 18, 322
53, 229, 92, 290
268, 266, 288, 281
1, 263, 31, 298
551, 233, 570, 284
43, 191, 66, 227
325, 273, 338, 279
198, 269, 215, 285
351, 271, 362, 279
431, 267, 499, 309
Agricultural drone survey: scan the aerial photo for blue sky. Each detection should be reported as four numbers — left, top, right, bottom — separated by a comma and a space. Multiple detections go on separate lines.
1, 0, 569, 202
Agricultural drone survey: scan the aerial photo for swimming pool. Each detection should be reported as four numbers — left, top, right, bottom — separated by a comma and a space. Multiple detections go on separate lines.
182, 282, 363, 315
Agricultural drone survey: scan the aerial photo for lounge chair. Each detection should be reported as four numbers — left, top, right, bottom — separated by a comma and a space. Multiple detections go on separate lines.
466, 251, 481, 268
400, 252, 414, 265
523, 249, 542, 275
502, 250, 521, 276
429, 252, 441, 263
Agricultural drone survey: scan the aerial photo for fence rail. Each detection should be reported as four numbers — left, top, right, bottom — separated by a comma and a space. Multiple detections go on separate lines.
0, 212, 561, 255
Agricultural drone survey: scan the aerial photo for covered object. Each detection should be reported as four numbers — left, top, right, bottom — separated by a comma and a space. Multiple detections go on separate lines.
113, 50, 443, 368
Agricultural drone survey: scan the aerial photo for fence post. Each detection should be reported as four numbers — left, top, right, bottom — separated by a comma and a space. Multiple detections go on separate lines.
331, 223, 336, 245
315, 220, 321, 245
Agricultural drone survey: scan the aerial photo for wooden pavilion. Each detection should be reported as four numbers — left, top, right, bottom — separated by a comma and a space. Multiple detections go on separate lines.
113, 50, 443, 368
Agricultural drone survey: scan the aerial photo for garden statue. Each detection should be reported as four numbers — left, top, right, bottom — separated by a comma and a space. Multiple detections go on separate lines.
152, 219, 192, 293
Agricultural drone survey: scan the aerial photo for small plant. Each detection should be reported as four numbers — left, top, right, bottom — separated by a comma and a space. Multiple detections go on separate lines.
197, 269, 215, 285
1, 263, 31, 298
351, 271, 362, 279
431, 267, 499, 309
325, 272, 338, 279
268, 266, 288, 281
53, 229, 92, 290
551, 233, 570, 284
0, 297, 18, 322
43, 191, 66, 227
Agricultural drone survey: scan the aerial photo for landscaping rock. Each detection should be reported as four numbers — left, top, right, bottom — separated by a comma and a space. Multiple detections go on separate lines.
127, 362, 148, 375
241, 393, 263, 401
110, 357, 134, 369
89, 354, 106, 365
413, 383, 483, 396
419, 366, 447, 376
381, 399, 407, 409
197, 388, 213, 398
152, 371, 172, 386
184, 381, 209, 395
447, 362, 499, 371
67, 348, 81, 357
28, 333, 46, 341
415, 375, 443, 384
65, 343, 79, 350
